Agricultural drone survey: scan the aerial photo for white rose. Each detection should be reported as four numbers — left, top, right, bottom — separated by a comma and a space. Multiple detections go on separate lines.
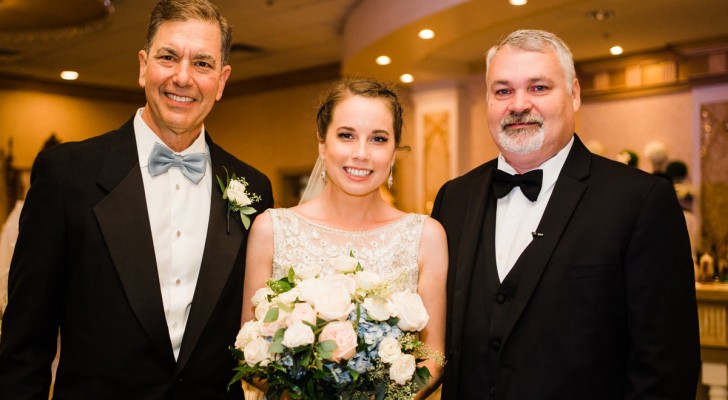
297, 278, 322, 304
251, 287, 274, 306
355, 271, 382, 291
243, 337, 272, 366
235, 320, 261, 349
294, 264, 321, 280
391, 291, 429, 331
362, 296, 393, 321
254, 298, 271, 321
389, 353, 416, 385
282, 321, 315, 348
277, 287, 300, 306
259, 308, 289, 337
226, 179, 252, 206
378, 336, 402, 364
331, 254, 359, 273
286, 302, 317, 326
313, 279, 355, 321
328, 274, 357, 295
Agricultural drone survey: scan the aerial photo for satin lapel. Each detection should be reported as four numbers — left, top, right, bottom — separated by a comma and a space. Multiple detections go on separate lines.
500, 137, 591, 344
176, 141, 244, 371
450, 166, 495, 351
93, 125, 175, 363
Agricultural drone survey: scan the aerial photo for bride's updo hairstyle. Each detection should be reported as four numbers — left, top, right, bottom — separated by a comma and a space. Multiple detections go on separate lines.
316, 77, 405, 149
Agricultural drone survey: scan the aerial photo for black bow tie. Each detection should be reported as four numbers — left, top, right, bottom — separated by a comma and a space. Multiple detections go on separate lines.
492, 169, 543, 202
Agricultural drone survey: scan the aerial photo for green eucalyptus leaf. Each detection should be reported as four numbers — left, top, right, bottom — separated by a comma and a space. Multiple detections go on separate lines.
263, 307, 279, 323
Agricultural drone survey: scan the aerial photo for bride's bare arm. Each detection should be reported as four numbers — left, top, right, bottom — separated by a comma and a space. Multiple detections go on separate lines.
415, 217, 448, 400
241, 211, 275, 325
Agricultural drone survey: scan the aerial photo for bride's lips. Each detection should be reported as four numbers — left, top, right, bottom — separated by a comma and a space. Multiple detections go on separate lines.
344, 167, 373, 178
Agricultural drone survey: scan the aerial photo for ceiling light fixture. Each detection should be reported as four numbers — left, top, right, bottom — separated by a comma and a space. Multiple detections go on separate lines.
587, 9, 615, 21
610, 46, 623, 55
60, 71, 79, 80
509, 0, 527, 6
375, 55, 391, 66
418, 29, 435, 40
400, 74, 414, 84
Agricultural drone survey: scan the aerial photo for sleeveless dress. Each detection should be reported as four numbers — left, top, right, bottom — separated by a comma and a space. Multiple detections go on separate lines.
269, 208, 425, 293
242, 209, 427, 400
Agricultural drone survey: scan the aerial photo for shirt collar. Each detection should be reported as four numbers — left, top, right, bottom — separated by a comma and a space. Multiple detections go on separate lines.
134, 107, 208, 168
497, 135, 575, 193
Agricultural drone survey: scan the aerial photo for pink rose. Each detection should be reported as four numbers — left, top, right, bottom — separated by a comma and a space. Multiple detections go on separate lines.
286, 302, 317, 326
318, 321, 358, 362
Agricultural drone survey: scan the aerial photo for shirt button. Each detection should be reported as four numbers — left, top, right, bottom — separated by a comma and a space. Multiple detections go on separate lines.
175, 279, 181, 286
176, 230, 181, 237
176, 183, 180, 190
172, 322, 178, 329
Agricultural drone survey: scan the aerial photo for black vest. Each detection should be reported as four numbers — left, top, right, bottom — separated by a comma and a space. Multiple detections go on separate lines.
457, 194, 530, 400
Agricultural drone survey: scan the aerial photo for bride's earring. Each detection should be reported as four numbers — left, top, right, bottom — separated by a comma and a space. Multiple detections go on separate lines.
320, 156, 327, 183
387, 164, 394, 189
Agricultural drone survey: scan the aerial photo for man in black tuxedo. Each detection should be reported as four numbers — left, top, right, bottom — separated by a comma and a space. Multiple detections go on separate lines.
0, 1, 273, 398
432, 29, 700, 399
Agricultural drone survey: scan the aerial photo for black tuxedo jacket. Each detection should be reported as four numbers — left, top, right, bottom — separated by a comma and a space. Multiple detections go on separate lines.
432, 135, 700, 399
0, 117, 273, 399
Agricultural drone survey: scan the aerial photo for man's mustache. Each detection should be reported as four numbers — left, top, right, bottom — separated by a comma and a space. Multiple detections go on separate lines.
501, 112, 544, 129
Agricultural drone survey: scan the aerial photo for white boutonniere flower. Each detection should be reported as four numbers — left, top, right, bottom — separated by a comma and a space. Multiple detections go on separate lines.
217, 167, 262, 231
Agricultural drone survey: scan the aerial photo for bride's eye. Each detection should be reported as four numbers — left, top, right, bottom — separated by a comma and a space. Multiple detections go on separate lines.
337, 132, 354, 140
372, 135, 389, 143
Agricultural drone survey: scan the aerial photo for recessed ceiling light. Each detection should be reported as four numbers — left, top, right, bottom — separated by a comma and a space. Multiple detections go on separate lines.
400, 74, 414, 84
376, 55, 391, 66
510, 0, 527, 6
610, 45, 623, 55
60, 71, 79, 80
418, 29, 435, 40
587, 9, 615, 21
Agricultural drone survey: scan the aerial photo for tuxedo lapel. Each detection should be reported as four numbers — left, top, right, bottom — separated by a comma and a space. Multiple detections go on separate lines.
450, 166, 495, 352
93, 125, 175, 363
176, 141, 245, 371
500, 136, 591, 344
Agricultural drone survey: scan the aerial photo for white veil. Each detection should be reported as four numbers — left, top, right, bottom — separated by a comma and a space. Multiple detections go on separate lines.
298, 157, 326, 204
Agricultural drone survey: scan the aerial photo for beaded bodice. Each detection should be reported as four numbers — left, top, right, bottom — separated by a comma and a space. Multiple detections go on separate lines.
269, 209, 425, 292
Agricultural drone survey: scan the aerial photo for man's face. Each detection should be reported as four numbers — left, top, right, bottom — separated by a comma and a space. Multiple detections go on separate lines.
138, 19, 231, 140
486, 45, 580, 171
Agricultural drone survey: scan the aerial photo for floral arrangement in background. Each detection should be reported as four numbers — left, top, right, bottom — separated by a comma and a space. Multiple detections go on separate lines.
231, 254, 443, 399
616, 149, 639, 167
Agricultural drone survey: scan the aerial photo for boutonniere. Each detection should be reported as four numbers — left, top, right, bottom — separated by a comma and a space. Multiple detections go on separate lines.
217, 167, 262, 232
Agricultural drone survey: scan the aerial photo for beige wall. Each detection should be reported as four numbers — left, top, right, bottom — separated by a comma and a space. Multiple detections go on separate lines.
0, 77, 716, 218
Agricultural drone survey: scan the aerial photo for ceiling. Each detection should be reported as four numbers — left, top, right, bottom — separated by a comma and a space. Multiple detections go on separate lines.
1, 0, 727, 93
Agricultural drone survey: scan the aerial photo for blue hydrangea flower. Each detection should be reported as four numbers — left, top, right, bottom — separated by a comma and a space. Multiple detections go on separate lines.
325, 363, 352, 385
348, 352, 374, 374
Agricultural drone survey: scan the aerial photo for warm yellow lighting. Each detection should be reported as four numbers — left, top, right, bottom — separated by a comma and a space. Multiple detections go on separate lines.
375, 55, 391, 66
510, 0, 527, 5
60, 71, 79, 80
400, 74, 414, 84
610, 45, 624, 55
418, 29, 435, 40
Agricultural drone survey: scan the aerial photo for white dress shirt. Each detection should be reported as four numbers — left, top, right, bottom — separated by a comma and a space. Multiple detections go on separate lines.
134, 108, 212, 360
494, 136, 574, 282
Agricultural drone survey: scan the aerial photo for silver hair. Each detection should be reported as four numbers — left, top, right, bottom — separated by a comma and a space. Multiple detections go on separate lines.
486, 29, 576, 92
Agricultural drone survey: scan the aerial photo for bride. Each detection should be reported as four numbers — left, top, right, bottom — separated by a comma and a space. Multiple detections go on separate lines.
241, 77, 448, 399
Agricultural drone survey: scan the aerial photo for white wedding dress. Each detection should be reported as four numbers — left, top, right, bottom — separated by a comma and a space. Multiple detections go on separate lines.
242, 208, 426, 400
269, 208, 425, 292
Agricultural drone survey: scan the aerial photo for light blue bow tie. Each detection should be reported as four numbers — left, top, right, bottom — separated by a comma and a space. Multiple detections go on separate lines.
148, 142, 207, 184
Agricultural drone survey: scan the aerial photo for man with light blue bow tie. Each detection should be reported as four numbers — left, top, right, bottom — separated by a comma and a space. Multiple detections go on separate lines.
0, 1, 273, 399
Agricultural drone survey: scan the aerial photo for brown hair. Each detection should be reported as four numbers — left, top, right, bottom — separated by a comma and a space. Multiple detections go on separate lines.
316, 77, 404, 148
144, 0, 232, 66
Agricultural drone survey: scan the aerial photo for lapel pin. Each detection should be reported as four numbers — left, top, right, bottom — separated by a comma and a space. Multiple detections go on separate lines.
531, 231, 544, 237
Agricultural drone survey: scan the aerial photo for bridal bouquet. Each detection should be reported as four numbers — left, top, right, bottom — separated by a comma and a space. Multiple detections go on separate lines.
231, 254, 440, 399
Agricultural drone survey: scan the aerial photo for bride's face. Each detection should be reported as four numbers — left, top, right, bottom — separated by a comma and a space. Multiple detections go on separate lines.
319, 94, 396, 198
